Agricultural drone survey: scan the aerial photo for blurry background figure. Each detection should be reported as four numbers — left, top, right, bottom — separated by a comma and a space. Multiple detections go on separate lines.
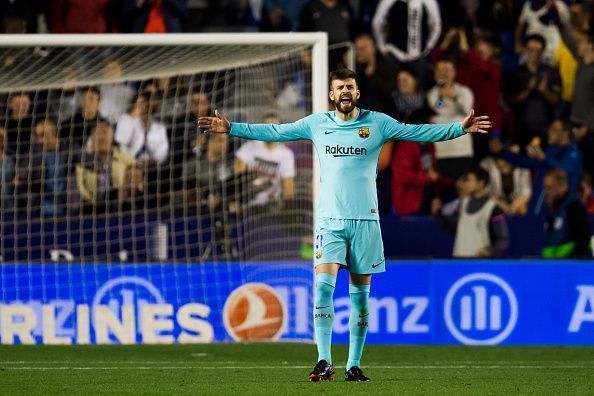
121, 0, 187, 33
14, 118, 76, 216
480, 141, 532, 215
116, 163, 147, 212
353, 33, 395, 115
392, 69, 425, 122
115, 92, 169, 166
505, 34, 561, 147
515, 0, 568, 64
434, 27, 501, 161
577, 174, 594, 215
490, 119, 582, 216
3, 92, 33, 157
99, 59, 135, 125
61, 86, 107, 148
76, 123, 136, 214
234, 113, 295, 211
433, 167, 509, 258
428, 58, 474, 181
0, 126, 15, 209
298, 0, 354, 70
372, 0, 441, 80
47, 0, 119, 33
542, 168, 592, 258
391, 107, 441, 216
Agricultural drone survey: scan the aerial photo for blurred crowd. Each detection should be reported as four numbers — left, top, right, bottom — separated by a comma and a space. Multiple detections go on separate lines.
1, 0, 593, 259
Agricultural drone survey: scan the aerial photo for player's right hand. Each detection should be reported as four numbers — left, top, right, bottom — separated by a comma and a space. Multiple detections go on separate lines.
198, 110, 231, 134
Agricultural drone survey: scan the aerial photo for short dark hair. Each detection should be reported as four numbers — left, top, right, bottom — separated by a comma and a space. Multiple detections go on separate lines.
525, 34, 547, 50
329, 68, 358, 88
469, 166, 490, 186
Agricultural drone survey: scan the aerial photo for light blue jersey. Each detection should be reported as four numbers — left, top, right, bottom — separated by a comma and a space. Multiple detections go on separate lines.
230, 109, 465, 221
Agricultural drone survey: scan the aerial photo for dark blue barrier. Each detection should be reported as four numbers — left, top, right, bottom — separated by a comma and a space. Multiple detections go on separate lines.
1, 260, 594, 345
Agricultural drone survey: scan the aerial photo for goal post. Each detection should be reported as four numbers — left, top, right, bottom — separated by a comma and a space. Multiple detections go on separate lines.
0, 33, 327, 344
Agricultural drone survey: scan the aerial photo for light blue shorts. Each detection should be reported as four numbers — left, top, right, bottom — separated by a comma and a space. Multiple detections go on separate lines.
314, 218, 385, 274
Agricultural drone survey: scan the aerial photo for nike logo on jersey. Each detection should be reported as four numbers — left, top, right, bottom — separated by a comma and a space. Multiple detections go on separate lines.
324, 130, 338, 135
315, 305, 330, 309
358, 313, 369, 318
372, 262, 382, 268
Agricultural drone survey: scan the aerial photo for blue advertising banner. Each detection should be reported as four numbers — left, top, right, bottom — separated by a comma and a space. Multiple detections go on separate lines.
332, 260, 594, 345
1, 260, 594, 345
0, 262, 313, 345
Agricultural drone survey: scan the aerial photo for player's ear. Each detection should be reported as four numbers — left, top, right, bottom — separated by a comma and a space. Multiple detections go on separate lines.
329, 91, 335, 101
356, 89, 360, 100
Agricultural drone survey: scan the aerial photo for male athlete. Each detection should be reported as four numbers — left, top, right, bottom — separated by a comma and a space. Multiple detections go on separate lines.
198, 68, 490, 382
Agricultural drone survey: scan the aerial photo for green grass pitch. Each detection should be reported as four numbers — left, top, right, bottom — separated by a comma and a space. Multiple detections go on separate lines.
0, 344, 593, 395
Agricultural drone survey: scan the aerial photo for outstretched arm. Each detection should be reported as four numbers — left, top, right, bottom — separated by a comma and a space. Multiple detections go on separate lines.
381, 109, 491, 142
198, 110, 311, 142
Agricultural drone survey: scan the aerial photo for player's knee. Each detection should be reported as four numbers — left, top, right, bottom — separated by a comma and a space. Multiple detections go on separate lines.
349, 284, 370, 310
315, 273, 336, 302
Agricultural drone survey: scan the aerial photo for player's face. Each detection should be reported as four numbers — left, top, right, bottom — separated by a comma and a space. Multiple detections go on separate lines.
329, 78, 359, 115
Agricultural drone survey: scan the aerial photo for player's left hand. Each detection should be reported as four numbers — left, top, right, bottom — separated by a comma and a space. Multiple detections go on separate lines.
462, 109, 491, 134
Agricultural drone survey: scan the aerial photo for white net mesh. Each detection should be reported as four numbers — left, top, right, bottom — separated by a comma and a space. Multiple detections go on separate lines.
0, 38, 315, 264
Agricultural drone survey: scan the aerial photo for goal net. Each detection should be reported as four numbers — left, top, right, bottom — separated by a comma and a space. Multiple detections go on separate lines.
0, 33, 327, 344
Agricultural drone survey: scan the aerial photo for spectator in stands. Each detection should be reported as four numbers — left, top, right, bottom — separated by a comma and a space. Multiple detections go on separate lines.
578, 174, 594, 215
170, 90, 210, 189
61, 87, 108, 149
298, 0, 354, 70
115, 92, 169, 165
115, 163, 147, 212
0, 126, 15, 208
559, 17, 594, 180
0, 0, 44, 33
47, 0, 119, 33
353, 34, 396, 115
14, 118, 74, 216
542, 168, 592, 258
259, 0, 304, 31
4, 91, 33, 157
121, 0, 187, 33
372, 0, 441, 79
434, 28, 501, 160
427, 58, 474, 181
46, 66, 80, 124
182, 131, 234, 214
505, 34, 561, 146
76, 123, 136, 212
515, 0, 568, 64
234, 113, 295, 210
434, 166, 509, 258
141, 77, 184, 123
391, 130, 440, 216
99, 59, 135, 125
480, 143, 532, 215
392, 68, 425, 122
490, 119, 583, 216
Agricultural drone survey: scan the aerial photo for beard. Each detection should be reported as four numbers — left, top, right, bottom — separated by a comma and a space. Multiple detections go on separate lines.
334, 93, 357, 115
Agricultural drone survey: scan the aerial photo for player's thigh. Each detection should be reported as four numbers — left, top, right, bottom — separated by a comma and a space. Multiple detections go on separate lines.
349, 272, 371, 285
347, 220, 385, 275
314, 218, 348, 269
316, 264, 340, 277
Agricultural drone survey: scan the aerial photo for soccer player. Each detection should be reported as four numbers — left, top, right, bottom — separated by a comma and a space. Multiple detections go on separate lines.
198, 68, 491, 382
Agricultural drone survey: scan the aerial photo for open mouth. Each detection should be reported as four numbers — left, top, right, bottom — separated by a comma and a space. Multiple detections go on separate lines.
340, 97, 352, 106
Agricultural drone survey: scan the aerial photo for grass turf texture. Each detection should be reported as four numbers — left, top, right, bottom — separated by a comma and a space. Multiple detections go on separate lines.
0, 344, 593, 395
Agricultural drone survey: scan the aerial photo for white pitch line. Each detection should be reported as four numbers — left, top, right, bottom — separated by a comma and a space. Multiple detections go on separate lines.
2, 365, 594, 370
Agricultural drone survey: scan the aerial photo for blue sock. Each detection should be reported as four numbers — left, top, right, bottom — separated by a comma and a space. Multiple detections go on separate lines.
346, 283, 370, 370
314, 273, 336, 364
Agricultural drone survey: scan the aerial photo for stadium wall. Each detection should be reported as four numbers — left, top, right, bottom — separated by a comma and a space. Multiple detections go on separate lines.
1, 261, 593, 346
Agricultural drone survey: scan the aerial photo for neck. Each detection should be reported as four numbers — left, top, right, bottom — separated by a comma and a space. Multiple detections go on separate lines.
97, 150, 109, 161
83, 110, 97, 119
526, 61, 539, 71
472, 189, 488, 199
583, 52, 594, 64
335, 107, 358, 122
